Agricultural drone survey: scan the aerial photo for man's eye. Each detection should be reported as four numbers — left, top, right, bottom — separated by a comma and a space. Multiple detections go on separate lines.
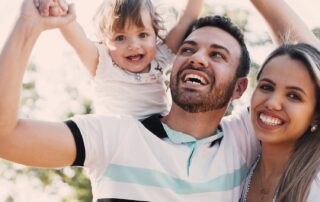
179, 47, 194, 55
210, 52, 223, 59
115, 35, 125, 41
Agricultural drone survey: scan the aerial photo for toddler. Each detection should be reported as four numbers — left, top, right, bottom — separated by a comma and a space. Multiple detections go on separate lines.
35, 0, 203, 119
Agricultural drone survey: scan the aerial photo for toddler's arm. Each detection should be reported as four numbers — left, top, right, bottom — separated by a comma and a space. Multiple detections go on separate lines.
165, 0, 204, 53
36, 0, 99, 76
60, 21, 99, 76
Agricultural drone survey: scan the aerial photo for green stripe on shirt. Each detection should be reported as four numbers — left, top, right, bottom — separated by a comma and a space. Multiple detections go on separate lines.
103, 164, 248, 194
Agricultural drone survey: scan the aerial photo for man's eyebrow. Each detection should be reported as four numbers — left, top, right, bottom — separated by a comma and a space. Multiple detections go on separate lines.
181, 41, 231, 54
181, 40, 197, 46
210, 44, 230, 54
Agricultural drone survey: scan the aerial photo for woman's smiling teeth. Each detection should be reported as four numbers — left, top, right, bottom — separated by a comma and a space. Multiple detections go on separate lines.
183, 74, 207, 85
259, 113, 283, 126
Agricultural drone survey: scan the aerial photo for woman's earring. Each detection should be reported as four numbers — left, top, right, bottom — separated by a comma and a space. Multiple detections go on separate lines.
311, 125, 318, 133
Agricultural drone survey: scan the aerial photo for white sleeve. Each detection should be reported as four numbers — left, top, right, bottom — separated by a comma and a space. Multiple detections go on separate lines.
68, 114, 127, 171
307, 172, 320, 202
221, 108, 260, 166
154, 43, 175, 72
94, 43, 113, 79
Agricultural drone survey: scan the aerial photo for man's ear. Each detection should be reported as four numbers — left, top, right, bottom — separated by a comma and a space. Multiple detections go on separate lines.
232, 77, 248, 99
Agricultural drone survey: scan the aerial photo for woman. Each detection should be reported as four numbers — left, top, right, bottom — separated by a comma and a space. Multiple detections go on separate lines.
240, 43, 320, 202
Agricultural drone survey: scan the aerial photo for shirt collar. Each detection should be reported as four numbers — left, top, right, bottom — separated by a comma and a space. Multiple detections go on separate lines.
140, 114, 223, 145
162, 123, 222, 144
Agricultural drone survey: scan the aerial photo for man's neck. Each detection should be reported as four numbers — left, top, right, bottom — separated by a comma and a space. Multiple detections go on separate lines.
162, 104, 227, 140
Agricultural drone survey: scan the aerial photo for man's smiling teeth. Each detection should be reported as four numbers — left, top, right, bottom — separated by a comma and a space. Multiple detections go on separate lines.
184, 74, 207, 85
259, 113, 282, 126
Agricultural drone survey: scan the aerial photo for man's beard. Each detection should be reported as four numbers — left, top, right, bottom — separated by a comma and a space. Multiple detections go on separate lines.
170, 67, 237, 113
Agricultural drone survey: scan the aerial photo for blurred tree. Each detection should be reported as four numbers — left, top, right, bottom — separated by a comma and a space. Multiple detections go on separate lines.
0, 61, 93, 201
313, 27, 320, 39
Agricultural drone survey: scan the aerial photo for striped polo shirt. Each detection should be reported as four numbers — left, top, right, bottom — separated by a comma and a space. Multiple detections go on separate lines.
66, 109, 259, 202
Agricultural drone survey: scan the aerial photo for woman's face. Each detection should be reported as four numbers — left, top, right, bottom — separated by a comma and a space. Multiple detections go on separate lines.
251, 55, 317, 147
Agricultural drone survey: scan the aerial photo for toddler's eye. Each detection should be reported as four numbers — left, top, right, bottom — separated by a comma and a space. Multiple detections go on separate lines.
139, 32, 148, 38
115, 35, 125, 41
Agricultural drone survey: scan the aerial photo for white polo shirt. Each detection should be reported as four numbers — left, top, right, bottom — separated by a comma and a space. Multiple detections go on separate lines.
66, 108, 259, 202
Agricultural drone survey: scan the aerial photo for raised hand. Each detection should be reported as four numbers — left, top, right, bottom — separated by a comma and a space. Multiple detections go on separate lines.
34, 0, 68, 17
20, 0, 75, 31
0, 0, 79, 168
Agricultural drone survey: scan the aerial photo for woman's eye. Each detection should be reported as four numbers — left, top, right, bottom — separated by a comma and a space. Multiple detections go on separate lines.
115, 35, 125, 41
139, 32, 148, 38
287, 93, 302, 101
259, 84, 273, 91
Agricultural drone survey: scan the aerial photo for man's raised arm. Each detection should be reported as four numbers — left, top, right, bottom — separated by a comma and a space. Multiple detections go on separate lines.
165, 0, 204, 53
251, 0, 320, 49
0, 0, 77, 168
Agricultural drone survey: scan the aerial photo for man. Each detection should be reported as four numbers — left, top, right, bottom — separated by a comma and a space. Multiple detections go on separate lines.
0, 0, 318, 201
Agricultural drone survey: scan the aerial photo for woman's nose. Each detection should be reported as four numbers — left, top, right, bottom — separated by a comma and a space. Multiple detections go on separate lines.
265, 93, 283, 111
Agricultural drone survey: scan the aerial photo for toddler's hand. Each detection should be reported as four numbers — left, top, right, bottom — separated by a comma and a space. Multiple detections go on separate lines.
34, 0, 68, 17
49, 0, 68, 17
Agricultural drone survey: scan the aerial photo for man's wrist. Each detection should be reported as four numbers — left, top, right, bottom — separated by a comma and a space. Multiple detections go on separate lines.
16, 16, 43, 38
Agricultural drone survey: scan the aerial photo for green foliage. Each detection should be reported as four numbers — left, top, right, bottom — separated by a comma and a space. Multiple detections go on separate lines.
5, 196, 14, 202
1, 61, 93, 201
248, 62, 261, 88
1, 159, 92, 201
20, 63, 40, 117
313, 27, 320, 39
56, 168, 92, 202
202, 3, 249, 32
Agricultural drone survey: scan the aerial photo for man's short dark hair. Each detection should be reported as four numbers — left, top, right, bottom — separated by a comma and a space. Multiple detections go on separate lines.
183, 16, 250, 78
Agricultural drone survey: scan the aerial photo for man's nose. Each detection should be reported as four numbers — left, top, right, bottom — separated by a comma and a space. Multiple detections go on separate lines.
188, 50, 208, 68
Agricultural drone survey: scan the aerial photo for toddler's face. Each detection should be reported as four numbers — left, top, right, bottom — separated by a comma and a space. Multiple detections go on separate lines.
106, 8, 157, 73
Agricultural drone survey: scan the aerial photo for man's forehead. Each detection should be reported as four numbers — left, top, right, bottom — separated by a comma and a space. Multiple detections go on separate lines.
184, 27, 241, 53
